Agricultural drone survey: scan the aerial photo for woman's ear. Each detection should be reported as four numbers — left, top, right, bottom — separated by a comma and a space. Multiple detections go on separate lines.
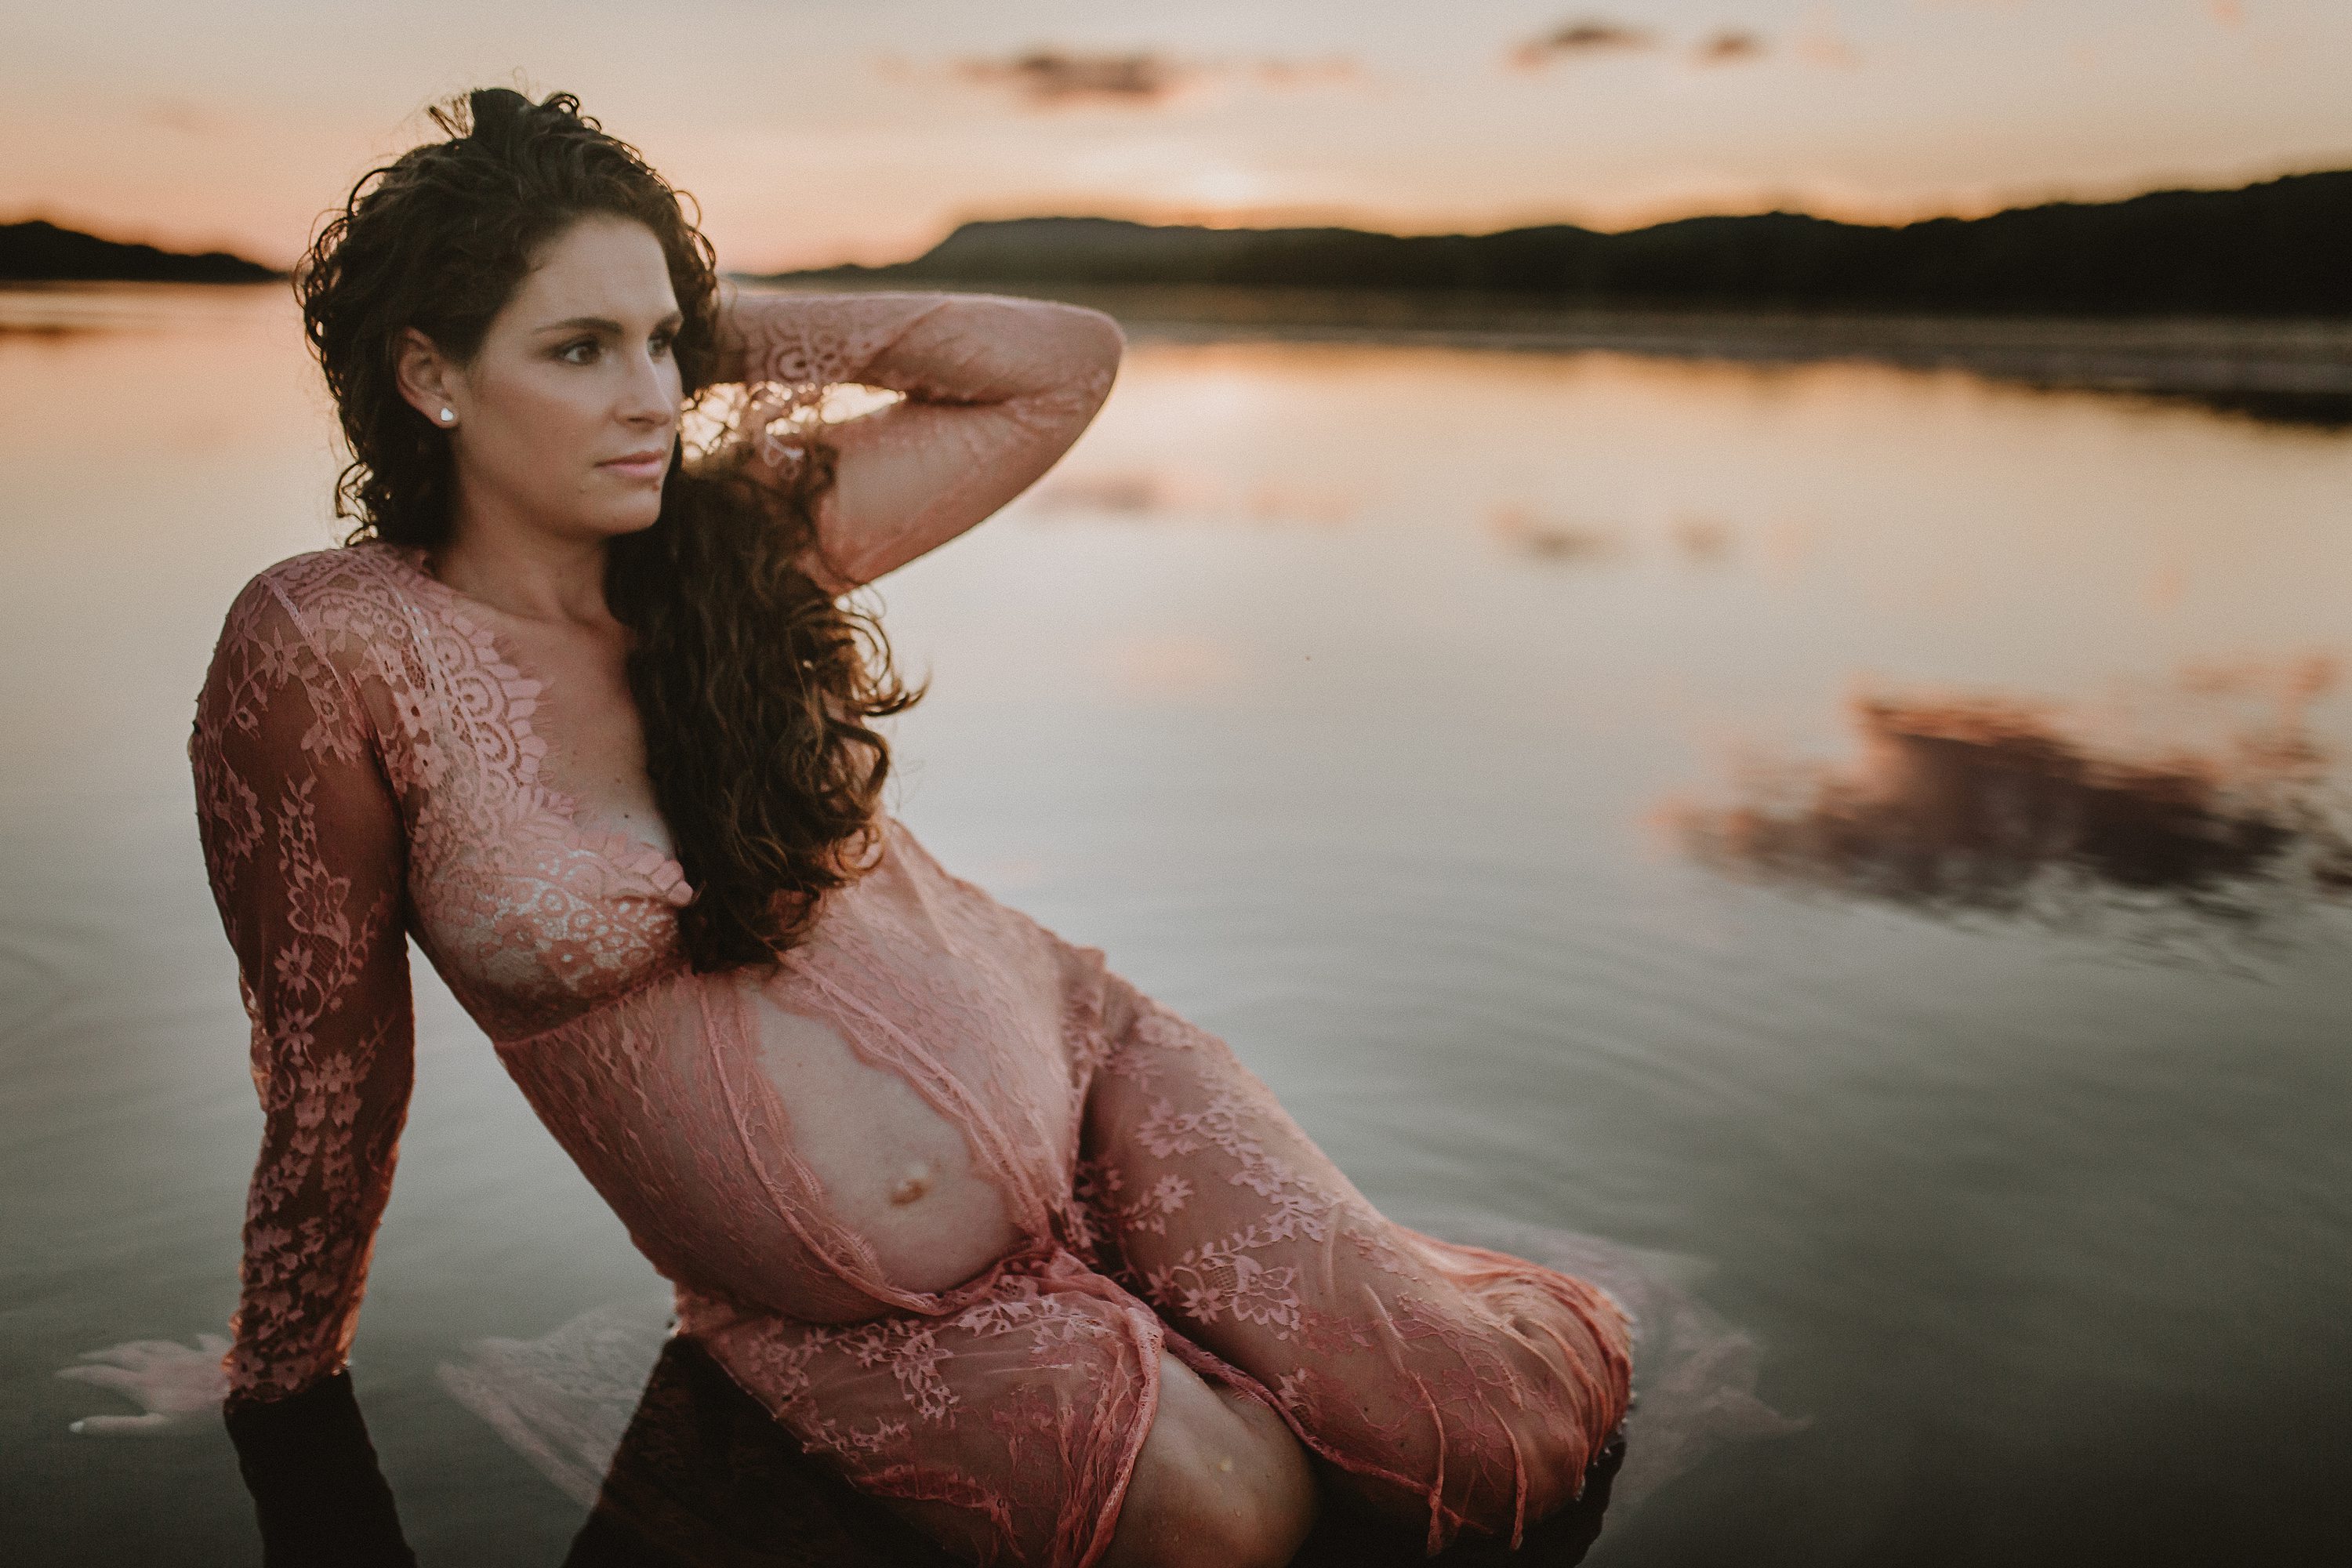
394, 328, 463, 427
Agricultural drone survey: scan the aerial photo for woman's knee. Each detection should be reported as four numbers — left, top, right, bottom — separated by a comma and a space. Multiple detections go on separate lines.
1318, 1396, 1607, 1548
1103, 1352, 1317, 1568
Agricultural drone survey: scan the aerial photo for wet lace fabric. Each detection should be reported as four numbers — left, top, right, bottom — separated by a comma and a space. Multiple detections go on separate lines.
188, 293, 1634, 1566
439, 1224, 1796, 1549
678, 982, 1635, 1563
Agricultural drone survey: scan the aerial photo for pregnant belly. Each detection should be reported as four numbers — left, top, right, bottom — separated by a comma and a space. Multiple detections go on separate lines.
748, 1000, 1025, 1301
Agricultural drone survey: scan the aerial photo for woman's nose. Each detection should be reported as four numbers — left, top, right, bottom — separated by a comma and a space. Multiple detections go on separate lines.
618, 348, 677, 424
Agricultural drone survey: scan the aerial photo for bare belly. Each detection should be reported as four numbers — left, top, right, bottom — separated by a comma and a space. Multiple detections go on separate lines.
748, 999, 1024, 1301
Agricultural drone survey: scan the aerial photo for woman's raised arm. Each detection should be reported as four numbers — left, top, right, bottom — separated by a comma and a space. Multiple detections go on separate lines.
710, 289, 1123, 592
189, 574, 417, 1407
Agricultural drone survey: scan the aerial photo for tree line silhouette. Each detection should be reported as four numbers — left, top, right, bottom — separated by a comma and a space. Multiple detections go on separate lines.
1, 219, 277, 283
12, 169, 2348, 314
786, 169, 2352, 318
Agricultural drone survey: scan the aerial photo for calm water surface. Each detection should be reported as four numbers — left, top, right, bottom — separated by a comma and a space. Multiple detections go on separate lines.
5, 284, 2350, 1564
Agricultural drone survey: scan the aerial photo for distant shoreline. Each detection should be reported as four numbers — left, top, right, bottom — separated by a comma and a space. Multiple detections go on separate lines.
0, 220, 278, 285
733, 277, 2352, 419
7, 270, 2344, 425
766, 171, 2352, 324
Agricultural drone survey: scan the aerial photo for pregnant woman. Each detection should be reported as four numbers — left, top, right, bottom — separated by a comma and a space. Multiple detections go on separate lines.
184, 87, 1631, 1566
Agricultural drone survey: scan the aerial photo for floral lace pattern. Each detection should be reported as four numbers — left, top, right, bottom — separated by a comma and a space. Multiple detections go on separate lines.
189, 293, 1630, 1564
191, 575, 416, 1399
675, 978, 1634, 1566
709, 290, 1120, 593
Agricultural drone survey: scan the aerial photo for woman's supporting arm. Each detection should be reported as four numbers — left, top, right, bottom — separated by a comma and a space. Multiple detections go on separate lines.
223, 1369, 416, 1566
710, 289, 1123, 592
189, 575, 417, 1406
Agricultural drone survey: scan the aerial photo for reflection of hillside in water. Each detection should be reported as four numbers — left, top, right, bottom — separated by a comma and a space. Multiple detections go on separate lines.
2148, 388, 2352, 431
1669, 665, 2352, 935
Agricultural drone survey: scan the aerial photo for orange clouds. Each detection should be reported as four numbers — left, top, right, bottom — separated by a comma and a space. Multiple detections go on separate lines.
953, 51, 1192, 108
1510, 20, 1657, 69
1693, 31, 1769, 66
1512, 16, 1774, 71
937, 49, 1356, 111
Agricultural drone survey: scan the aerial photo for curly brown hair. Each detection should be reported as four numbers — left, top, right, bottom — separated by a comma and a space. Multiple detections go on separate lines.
295, 85, 920, 972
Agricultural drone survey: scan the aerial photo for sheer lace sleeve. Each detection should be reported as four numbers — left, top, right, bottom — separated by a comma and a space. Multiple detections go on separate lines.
710, 289, 1122, 591
189, 574, 416, 1404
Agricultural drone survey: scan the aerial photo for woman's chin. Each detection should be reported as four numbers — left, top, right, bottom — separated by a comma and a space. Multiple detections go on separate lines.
585, 500, 666, 539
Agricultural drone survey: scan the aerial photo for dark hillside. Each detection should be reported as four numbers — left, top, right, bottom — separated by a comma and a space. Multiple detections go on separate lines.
780, 170, 2352, 318
0, 220, 278, 283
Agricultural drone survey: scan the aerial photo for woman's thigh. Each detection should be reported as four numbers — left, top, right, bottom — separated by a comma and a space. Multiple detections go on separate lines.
678, 1263, 1163, 1568
1077, 987, 1633, 1549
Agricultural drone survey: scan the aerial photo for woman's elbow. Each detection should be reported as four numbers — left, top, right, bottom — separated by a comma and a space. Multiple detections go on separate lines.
1029, 299, 1125, 388
1065, 301, 1126, 363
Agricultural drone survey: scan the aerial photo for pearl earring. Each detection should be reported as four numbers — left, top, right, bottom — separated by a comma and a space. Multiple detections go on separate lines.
437, 408, 456, 425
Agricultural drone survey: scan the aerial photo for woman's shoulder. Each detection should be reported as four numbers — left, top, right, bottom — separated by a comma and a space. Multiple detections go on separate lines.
197, 546, 421, 751
222, 541, 417, 657
237, 539, 408, 612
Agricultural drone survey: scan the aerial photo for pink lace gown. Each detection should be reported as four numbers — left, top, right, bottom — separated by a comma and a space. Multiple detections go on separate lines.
188, 292, 1632, 1567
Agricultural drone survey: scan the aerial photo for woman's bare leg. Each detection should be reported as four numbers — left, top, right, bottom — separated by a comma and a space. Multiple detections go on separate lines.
1102, 1350, 1318, 1568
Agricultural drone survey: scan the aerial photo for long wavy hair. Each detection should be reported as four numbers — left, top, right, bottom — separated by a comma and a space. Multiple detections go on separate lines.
296, 85, 920, 972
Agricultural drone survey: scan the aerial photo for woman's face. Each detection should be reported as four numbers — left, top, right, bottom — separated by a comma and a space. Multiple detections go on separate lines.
402, 211, 684, 546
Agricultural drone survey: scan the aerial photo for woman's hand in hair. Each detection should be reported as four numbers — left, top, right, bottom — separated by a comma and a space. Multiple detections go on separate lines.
710, 289, 1123, 590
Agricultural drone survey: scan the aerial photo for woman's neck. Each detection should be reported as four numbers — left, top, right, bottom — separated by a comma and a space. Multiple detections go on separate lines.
426, 525, 618, 629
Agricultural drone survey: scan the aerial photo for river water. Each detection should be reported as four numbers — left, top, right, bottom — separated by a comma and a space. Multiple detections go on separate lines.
4, 283, 2348, 1564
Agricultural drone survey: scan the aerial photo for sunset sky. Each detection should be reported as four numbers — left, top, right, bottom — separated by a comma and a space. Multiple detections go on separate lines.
4, 0, 2347, 273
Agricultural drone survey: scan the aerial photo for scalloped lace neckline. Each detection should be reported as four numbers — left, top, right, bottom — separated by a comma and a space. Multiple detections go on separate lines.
371, 540, 694, 900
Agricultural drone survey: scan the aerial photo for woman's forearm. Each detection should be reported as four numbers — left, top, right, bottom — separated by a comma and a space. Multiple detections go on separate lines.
705, 287, 1123, 591
711, 288, 1122, 406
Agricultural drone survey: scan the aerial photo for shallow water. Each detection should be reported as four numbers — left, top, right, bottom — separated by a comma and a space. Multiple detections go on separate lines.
5, 284, 2350, 1564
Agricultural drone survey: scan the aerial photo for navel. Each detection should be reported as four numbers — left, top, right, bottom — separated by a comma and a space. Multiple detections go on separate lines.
887, 1161, 935, 1207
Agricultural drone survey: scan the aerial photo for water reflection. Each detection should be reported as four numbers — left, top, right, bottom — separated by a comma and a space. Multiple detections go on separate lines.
228, 1336, 956, 1568
16, 287, 2352, 1563
1487, 509, 1735, 568
227, 1294, 1632, 1566
2142, 388, 2352, 431
0, 281, 281, 336
566, 1337, 956, 1567
1489, 506, 1628, 564
1029, 466, 1358, 524
569, 1338, 1621, 1566
1668, 669, 2352, 933
409, 1220, 1792, 1562
1668, 517, 1733, 564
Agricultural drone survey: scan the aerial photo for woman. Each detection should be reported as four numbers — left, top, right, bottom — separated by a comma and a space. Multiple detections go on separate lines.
187, 87, 1632, 1567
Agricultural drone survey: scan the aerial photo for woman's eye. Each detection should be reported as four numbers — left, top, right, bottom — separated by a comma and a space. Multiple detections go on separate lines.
652, 333, 676, 358
559, 339, 598, 365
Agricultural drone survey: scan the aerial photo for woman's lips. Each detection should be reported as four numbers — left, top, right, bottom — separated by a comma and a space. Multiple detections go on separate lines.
599, 451, 669, 479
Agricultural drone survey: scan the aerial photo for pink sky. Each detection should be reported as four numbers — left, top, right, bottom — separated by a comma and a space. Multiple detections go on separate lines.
4, 1, 2347, 272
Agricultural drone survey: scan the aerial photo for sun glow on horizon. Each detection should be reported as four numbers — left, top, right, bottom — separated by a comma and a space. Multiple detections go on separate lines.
3, 1, 2347, 274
